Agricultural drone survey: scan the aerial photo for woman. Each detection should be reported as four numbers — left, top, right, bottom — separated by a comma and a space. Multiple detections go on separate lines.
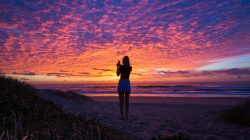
116, 56, 132, 120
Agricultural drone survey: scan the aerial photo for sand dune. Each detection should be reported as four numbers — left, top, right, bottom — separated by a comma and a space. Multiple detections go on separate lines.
38, 90, 250, 140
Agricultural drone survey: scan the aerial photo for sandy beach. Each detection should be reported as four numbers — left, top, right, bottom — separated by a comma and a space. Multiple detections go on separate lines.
38, 90, 250, 140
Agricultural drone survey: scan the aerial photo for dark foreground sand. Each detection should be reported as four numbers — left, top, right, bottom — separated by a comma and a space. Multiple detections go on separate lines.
38, 90, 250, 140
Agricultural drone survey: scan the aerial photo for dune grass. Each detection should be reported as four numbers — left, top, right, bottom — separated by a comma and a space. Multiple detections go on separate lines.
0, 74, 138, 140
218, 100, 250, 127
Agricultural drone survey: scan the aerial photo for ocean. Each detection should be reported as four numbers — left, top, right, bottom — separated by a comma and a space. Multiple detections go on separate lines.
35, 83, 250, 98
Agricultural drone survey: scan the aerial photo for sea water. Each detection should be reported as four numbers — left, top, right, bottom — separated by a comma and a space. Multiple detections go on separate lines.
35, 83, 250, 97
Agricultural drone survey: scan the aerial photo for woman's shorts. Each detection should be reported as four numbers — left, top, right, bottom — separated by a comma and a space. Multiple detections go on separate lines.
117, 79, 131, 94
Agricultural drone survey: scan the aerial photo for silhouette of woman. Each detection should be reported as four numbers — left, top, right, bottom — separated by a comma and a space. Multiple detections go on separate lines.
116, 56, 132, 120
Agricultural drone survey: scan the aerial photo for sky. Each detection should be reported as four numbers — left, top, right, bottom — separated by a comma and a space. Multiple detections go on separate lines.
0, 0, 250, 84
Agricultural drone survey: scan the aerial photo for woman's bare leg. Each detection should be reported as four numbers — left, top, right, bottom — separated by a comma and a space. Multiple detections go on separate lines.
125, 93, 130, 119
119, 93, 124, 119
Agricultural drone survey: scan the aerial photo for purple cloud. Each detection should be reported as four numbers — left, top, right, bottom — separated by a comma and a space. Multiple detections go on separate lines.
157, 68, 250, 77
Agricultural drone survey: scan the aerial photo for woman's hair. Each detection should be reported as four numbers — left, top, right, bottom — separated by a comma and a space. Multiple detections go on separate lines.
122, 56, 130, 66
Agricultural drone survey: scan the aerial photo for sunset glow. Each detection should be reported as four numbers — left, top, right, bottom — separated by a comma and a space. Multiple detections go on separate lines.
0, 0, 250, 84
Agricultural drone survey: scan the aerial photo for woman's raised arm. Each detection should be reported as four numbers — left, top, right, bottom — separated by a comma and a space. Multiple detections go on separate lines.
116, 60, 121, 76
116, 66, 120, 76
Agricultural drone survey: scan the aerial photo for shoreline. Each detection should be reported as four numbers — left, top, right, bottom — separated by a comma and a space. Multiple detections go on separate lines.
82, 93, 250, 97
84, 94, 250, 105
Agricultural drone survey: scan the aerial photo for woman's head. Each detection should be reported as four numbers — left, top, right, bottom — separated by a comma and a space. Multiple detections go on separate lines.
122, 56, 130, 66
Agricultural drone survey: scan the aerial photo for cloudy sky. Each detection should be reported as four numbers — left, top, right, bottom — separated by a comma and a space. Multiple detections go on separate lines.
0, 0, 250, 84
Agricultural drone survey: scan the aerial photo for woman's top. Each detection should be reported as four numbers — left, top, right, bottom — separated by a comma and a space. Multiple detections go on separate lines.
119, 65, 132, 79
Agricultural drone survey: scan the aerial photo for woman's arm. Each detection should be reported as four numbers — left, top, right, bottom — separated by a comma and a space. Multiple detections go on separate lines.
116, 66, 120, 76
116, 60, 121, 76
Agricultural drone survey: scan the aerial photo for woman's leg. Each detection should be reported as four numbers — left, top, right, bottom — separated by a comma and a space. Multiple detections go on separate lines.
119, 93, 124, 119
125, 92, 130, 119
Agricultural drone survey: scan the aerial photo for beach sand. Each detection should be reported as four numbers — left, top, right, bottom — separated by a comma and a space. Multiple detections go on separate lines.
38, 90, 250, 140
